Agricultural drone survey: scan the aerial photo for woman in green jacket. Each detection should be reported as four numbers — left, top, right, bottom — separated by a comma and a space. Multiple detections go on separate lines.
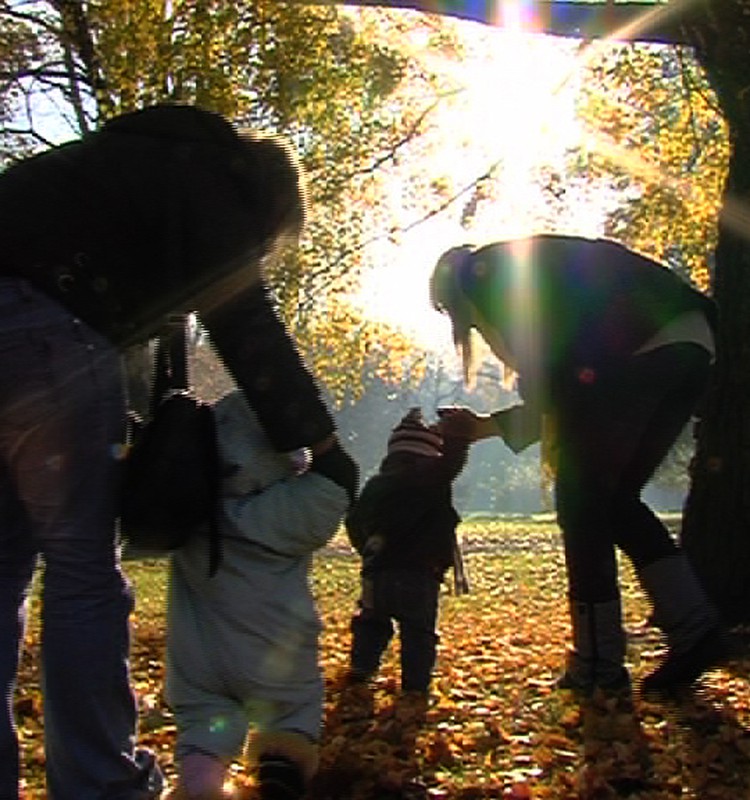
431, 234, 726, 696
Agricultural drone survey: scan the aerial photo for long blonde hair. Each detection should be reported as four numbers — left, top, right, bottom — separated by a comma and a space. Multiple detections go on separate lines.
430, 245, 476, 384
430, 245, 517, 390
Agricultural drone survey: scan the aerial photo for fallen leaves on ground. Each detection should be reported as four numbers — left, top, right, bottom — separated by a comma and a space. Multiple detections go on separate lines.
14, 518, 750, 798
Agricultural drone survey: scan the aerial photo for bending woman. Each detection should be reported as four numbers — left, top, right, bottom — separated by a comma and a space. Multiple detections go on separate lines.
430, 234, 726, 695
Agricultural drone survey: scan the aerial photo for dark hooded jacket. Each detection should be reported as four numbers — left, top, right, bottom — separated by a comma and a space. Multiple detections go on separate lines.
461, 235, 718, 412
346, 432, 470, 575
0, 104, 333, 452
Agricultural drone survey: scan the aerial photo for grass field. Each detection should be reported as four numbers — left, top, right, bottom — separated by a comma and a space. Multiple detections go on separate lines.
14, 517, 750, 799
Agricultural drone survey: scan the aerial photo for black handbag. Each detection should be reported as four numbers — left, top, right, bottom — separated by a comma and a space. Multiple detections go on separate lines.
120, 316, 221, 572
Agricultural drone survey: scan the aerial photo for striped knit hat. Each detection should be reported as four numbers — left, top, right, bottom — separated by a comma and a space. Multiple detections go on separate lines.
387, 408, 443, 458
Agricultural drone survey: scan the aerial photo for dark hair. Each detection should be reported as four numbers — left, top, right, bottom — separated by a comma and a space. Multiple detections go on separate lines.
235, 130, 308, 245
101, 104, 307, 253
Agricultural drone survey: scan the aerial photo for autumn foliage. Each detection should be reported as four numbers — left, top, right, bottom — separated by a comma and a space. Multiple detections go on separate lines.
14, 517, 750, 799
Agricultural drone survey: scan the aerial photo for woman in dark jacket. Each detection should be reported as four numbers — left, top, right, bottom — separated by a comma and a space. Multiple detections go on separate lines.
0, 105, 349, 799
431, 234, 726, 696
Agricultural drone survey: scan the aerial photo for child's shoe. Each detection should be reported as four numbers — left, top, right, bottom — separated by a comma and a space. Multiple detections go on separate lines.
164, 748, 229, 800
258, 754, 305, 800
345, 667, 373, 685
160, 788, 229, 800
395, 690, 429, 724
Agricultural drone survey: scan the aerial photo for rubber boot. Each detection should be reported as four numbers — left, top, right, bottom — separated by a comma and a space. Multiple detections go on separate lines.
557, 596, 630, 694
638, 552, 728, 693
247, 731, 318, 800
258, 754, 306, 800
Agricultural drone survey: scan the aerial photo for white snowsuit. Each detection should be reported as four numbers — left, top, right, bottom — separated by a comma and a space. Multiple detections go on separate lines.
165, 389, 349, 765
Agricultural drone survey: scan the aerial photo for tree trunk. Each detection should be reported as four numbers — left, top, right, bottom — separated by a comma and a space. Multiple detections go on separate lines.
680, 4, 750, 624
681, 146, 750, 624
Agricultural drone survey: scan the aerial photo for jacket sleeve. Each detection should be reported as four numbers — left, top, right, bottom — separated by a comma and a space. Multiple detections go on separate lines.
309, 442, 359, 507
222, 471, 349, 557
344, 482, 379, 553
439, 433, 471, 481
200, 282, 335, 452
491, 403, 542, 453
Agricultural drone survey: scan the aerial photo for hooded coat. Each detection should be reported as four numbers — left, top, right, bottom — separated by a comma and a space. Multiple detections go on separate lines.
346, 431, 470, 576
432, 235, 717, 416
0, 104, 332, 452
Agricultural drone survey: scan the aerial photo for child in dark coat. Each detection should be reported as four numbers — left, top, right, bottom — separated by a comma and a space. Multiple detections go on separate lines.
346, 408, 470, 694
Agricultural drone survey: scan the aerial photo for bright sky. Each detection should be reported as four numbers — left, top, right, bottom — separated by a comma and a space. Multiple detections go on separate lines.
353, 21, 606, 353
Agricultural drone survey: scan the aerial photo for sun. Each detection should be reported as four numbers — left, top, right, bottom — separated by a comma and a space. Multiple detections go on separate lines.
354, 20, 587, 353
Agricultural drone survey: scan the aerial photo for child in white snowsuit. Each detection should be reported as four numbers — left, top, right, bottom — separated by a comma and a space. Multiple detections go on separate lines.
165, 389, 357, 800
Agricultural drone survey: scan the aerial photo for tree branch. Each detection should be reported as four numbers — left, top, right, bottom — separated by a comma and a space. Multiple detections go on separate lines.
0, 125, 57, 149
0, 66, 86, 82
349, 94, 447, 178
51, 0, 104, 130
0, 2, 63, 37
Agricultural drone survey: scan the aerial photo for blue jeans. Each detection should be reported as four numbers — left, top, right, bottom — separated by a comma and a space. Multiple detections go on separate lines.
350, 568, 440, 692
0, 280, 161, 799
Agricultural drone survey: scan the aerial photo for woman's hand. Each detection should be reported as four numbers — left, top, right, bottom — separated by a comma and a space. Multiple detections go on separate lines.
436, 406, 499, 442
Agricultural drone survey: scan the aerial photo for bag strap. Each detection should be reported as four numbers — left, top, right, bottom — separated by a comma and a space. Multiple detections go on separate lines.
150, 314, 190, 416
152, 315, 222, 576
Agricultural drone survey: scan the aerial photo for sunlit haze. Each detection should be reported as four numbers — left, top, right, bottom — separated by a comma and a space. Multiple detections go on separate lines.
353, 19, 601, 353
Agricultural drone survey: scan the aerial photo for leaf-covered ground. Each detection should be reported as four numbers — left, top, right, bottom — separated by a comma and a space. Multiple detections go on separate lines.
14, 517, 750, 798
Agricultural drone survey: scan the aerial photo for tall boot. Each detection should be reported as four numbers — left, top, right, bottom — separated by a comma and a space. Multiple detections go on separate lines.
638, 552, 728, 693
557, 596, 630, 694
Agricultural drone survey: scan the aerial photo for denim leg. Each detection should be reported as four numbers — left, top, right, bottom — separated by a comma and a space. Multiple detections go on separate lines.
608, 346, 711, 570
0, 283, 161, 799
350, 576, 394, 677
0, 464, 37, 800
